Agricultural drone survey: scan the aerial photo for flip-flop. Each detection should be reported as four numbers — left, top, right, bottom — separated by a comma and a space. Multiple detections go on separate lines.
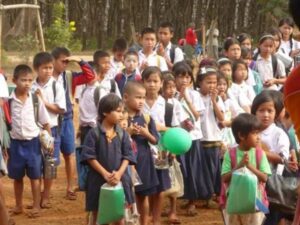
27, 209, 41, 218
65, 190, 77, 200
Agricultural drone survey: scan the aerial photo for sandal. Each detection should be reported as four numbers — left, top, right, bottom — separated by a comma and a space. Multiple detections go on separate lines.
65, 191, 77, 200
27, 209, 41, 218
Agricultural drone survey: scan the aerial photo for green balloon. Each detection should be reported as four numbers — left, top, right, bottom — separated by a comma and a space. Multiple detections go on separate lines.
161, 128, 192, 155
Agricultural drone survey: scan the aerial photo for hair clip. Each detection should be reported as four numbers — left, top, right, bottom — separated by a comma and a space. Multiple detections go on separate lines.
200, 67, 216, 75
217, 57, 231, 64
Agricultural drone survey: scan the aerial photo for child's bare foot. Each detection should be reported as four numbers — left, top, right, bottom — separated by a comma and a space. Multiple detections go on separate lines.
8, 218, 16, 225
168, 213, 181, 224
40, 198, 52, 209
27, 208, 41, 218
9, 206, 23, 216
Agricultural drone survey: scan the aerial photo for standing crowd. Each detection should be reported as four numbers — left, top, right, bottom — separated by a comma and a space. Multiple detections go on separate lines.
0, 18, 300, 225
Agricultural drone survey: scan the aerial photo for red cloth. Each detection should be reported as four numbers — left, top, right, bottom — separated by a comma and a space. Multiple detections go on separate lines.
185, 28, 197, 46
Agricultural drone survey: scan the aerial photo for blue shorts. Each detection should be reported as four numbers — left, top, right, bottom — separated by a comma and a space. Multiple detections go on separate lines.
60, 118, 75, 155
51, 126, 61, 166
8, 137, 42, 180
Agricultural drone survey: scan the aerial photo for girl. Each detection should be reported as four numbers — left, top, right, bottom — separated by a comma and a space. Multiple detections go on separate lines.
279, 17, 300, 58
237, 33, 252, 50
217, 73, 243, 150
81, 94, 136, 225
217, 57, 233, 87
253, 34, 286, 90
251, 91, 291, 225
223, 38, 241, 61
172, 61, 206, 215
197, 66, 225, 207
230, 59, 256, 107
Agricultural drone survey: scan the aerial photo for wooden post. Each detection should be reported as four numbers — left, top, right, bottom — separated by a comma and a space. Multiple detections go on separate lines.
34, 0, 45, 51
0, 1, 2, 69
202, 25, 206, 56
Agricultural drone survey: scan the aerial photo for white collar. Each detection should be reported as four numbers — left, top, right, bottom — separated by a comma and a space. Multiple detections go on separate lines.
257, 54, 272, 62
261, 123, 276, 135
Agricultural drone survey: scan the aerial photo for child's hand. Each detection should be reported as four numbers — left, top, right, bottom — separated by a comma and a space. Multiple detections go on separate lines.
138, 123, 150, 137
210, 88, 218, 102
35, 89, 45, 102
237, 152, 249, 168
131, 123, 141, 135
140, 61, 148, 71
109, 171, 121, 186
157, 43, 165, 57
179, 86, 189, 101
103, 171, 113, 183
263, 79, 275, 87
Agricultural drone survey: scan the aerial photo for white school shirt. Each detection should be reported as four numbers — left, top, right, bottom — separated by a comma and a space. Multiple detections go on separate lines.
246, 67, 256, 87
138, 51, 168, 72
10, 92, 50, 140
227, 86, 251, 108
175, 89, 205, 140
167, 98, 189, 123
107, 57, 124, 79
280, 39, 300, 56
223, 98, 244, 119
259, 123, 290, 160
230, 82, 256, 104
0, 75, 8, 98
256, 54, 286, 90
78, 83, 98, 127
156, 42, 184, 64
200, 94, 225, 141
97, 76, 121, 99
32, 77, 66, 128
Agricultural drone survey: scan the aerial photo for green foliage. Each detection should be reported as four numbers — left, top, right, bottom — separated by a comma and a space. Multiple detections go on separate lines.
257, 0, 289, 19
44, 2, 82, 51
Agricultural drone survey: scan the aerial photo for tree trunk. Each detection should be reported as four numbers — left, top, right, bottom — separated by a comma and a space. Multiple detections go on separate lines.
233, 0, 240, 34
243, 0, 251, 28
101, 0, 110, 48
65, 0, 69, 24
191, 0, 198, 24
148, 0, 153, 27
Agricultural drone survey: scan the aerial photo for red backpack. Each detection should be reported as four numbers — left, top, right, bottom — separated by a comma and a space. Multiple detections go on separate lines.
219, 147, 269, 209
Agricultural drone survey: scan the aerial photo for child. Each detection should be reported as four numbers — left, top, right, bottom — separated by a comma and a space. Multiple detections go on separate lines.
173, 61, 206, 215
237, 33, 252, 50
51, 46, 95, 201
230, 59, 256, 106
108, 38, 128, 78
217, 57, 233, 87
114, 50, 142, 96
223, 38, 241, 61
253, 34, 286, 90
32, 52, 66, 208
122, 81, 160, 225
81, 94, 135, 225
279, 17, 300, 58
157, 21, 184, 69
217, 73, 243, 149
8, 64, 52, 218
222, 113, 271, 224
251, 90, 291, 225
93, 50, 121, 98
197, 66, 225, 206
138, 27, 168, 72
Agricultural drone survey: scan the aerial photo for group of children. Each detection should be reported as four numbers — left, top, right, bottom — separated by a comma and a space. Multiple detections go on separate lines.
0, 18, 300, 225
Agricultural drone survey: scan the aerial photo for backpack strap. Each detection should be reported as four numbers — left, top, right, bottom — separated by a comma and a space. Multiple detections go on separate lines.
94, 124, 124, 144
156, 56, 161, 68
271, 55, 279, 79
52, 80, 57, 101
289, 38, 293, 55
255, 147, 263, 169
93, 86, 100, 108
165, 101, 174, 127
110, 79, 116, 93
170, 44, 176, 64
143, 113, 151, 126
31, 93, 39, 126
63, 70, 73, 97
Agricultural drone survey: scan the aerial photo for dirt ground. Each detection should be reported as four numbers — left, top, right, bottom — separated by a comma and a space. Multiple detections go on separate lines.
2, 53, 223, 225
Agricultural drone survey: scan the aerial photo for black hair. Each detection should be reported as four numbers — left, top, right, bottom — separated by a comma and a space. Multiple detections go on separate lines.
159, 21, 174, 33
258, 33, 274, 45
13, 64, 33, 80
162, 71, 175, 90
241, 47, 252, 59
33, 52, 53, 69
236, 33, 252, 45
112, 38, 128, 52
196, 66, 218, 88
279, 17, 295, 29
251, 90, 277, 116
217, 57, 232, 67
141, 27, 156, 37
141, 66, 162, 81
51, 47, 71, 59
124, 50, 139, 59
217, 71, 229, 87
199, 58, 218, 69
93, 50, 110, 69
98, 93, 123, 123
232, 113, 261, 144
172, 61, 194, 83
268, 90, 284, 119
223, 38, 240, 51
289, 0, 300, 28
123, 80, 145, 95
232, 59, 248, 82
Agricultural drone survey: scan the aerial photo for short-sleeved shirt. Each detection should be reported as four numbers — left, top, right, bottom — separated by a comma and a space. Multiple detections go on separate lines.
0, 75, 8, 98
97, 76, 121, 99
138, 51, 168, 72
280, 39, 300, 56
259, 123, 290, 160
221, 147, 272, 176
156, 42, 184, 64
246, 68, 257, 87
107, 57, 125, 79
230, 82, 256, 104
10, 92, 50, 140
32, 77, 66, 128
200, 95, 225, 141
167, 98, 189, 124
223, 98, 244, 119
227, 87, 251, 108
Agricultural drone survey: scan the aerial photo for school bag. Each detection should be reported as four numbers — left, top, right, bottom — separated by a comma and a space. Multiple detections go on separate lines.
77, 124, 124, 191
169, 44, 177, 64
253, 53, 279, 79
219, 147, 269, 210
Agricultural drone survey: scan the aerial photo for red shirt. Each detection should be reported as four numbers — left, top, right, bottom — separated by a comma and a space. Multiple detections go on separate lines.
185, 28, 197, 46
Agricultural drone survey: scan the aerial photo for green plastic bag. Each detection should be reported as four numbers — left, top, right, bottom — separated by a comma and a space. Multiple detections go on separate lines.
226, 167, 258, 214
98, 182, 125, 224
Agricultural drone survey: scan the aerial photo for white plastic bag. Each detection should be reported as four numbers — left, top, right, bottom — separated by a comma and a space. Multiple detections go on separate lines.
164, 159, 184, 197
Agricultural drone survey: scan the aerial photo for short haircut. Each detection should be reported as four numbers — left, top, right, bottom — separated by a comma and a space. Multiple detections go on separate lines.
199, 58, 217, 68
142, 66, 162, 81
279, 17, 295, 28
51, 47, 71, 59
112, 38, 128, 52
93, 50, 110, 65
251, 90, 278, 116
124, 50, 139, 59
232, 59, 248, 82
217, 71, 229, 86
173, 61, 194, 84
33, 52, 53, 69
123, 80, 145, 95
241, 47, 252, 59
162, 71, 175, 90
232, 113, 261, 144
98, 93, 123, 123
13, 64, 33, 80
159, 21, 174, 33
223, 38, 240, 51
141, 27, 156, 37
236, 33, 251, 44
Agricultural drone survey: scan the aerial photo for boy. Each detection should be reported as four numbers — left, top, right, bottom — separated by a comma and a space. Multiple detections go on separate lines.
8, 65, 51, 218
115, 50, 142, 96
51, 47, 95, 200
108, 38, 127, 79
221, 113, 271, 224
157, 22, 184, 69
32, 52, 66, 208
138, 27, 168, 72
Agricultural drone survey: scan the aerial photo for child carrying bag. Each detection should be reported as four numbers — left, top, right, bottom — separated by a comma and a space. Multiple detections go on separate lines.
98, 182, 125, 224
164, 159, 184, 197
